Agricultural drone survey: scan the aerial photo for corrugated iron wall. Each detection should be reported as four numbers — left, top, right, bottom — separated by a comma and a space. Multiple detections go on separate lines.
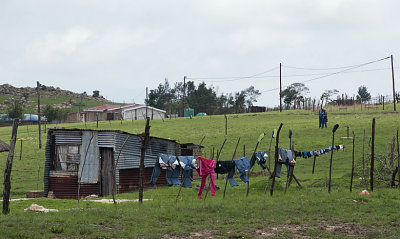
114, 132, 177, 185
118, 168, 167, 193
44, 131, 53, 197
48, 174, 99, 199
79, 131, 99, 183
54, 130, 82, 145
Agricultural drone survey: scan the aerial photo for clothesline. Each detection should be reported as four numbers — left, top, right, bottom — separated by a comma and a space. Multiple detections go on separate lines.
294, 144, 345, 159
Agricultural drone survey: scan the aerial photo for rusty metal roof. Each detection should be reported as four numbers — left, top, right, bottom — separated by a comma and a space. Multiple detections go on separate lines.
84, 104, 138, 112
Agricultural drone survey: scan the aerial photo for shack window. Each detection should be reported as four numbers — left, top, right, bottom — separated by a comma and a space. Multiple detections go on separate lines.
56, 145, 80, 172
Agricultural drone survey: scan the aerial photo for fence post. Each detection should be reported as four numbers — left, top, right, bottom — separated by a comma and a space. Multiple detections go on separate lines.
3, 119, 19, 215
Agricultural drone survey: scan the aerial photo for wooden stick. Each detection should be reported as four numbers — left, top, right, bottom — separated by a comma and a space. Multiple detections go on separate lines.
19, 140, 23, 160
328, 125, 338, 193
270, 123, 283, 196
362, 128, 366, 187
312, 155, 316, 174
223, 137, 240, 199
2, 119, 18, 215
112, 135, 131, 204
397, 128, 400, 188
350, 131, 355, 192
37, 81, 42, 149
247, 141, 259, 197
371, 118, 375, 192
139, 118, 151, 203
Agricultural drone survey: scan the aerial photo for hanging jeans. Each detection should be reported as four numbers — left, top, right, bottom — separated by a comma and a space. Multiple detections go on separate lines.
275, 148, 293, 178
150, 153, 179, 186
196, 157, 216, 199
177, 156, 196, 188
234, 156, 250, 183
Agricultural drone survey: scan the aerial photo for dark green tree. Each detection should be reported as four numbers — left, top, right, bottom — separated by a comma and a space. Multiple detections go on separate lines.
6, 99, 24, 119
356, 85, 371, 103
43, 105, 67, 123
281, 83, 309, 108
92, 90, 100, 97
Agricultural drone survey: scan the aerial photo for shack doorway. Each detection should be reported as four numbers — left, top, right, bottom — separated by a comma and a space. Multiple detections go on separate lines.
100, 148, 114, 196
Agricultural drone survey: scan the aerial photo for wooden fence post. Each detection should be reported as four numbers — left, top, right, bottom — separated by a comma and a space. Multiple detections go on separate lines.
139, 118, 151, 203
37, 81, 42, 149
328, 124, 339, 193
3, 119, 19, 215
371, 118, 375, 192
350, 132, 355, 192
223, 138, 240, 199
270, 123, 283, 196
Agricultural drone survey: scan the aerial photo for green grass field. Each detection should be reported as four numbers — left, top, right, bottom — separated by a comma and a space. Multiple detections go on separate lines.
1, 109, 400, 238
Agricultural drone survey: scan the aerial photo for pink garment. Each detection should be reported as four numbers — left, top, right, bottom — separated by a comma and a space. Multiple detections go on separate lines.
196, 157, 216, 199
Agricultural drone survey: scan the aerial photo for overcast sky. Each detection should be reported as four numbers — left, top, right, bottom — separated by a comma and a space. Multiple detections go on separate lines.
1, 0, 399, 107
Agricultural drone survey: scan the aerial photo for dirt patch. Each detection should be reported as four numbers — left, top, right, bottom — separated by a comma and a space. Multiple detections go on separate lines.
160, 222, 372, 238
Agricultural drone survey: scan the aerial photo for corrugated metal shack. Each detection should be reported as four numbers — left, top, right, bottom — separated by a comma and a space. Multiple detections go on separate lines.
44, 128, 202, 199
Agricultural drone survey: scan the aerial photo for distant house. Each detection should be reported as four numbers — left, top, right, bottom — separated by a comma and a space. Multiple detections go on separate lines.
248, 106, 266, 113
122, 105, 166, 120
82, 104, 166, 122
44, 128, 202, 199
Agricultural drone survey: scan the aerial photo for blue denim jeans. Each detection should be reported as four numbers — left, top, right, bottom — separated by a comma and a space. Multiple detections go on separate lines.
234, 156, 250, 183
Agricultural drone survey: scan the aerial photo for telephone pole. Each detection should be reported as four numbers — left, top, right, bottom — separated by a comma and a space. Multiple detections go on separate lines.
145, 87, 148, 119
182, 76, 186, 117
391, 55, 396, 111
279, 63, 282, 112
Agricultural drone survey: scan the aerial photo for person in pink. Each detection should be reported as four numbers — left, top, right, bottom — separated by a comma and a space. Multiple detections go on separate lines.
196, 156, 216, 199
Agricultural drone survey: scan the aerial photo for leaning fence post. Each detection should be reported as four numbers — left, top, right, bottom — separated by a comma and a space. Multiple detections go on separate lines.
139, 118, 151, 204
397, 128, 400, 188
328, 124, 339, 193
350, 131, 355, 192
270, 123, 283, 196
362, 128, 366, 187
223, 137, 240, 199
371, 118, 375, 192
2, 119, 18, 215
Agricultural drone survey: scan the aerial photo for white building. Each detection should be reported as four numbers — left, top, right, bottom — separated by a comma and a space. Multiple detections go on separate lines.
122, 104, 166, 120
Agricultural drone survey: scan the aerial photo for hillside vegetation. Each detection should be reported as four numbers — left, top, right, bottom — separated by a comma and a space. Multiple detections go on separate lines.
0, 109, 400, 238
0, 84, 113, 114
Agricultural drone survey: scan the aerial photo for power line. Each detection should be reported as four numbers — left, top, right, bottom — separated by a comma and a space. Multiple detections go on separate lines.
260, 56, 391, 93
186, 66, 279, 82
281, 57, 389, 71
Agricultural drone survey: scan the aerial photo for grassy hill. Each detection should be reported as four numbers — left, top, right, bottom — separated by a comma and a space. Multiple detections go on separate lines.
0, 109, 400, 238
0, 84, 115, 114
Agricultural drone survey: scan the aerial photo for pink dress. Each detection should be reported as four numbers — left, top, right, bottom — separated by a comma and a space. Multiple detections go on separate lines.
196, 157, 216, 199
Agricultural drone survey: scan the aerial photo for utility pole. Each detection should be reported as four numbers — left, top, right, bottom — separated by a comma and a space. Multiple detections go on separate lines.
145, 87, 148, 119
391, 55, 396, 111
279, 63, 282, 112
37, 81, 42, 149
182, 76, 186, 117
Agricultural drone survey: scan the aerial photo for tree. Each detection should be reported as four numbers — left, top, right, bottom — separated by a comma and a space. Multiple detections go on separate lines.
281, 83, 309, 108
43, 105, 67, 123
92, 90, 100, 98
6, 99, 24, 119
320, 89, 339, 103
356, 85, 371, 103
